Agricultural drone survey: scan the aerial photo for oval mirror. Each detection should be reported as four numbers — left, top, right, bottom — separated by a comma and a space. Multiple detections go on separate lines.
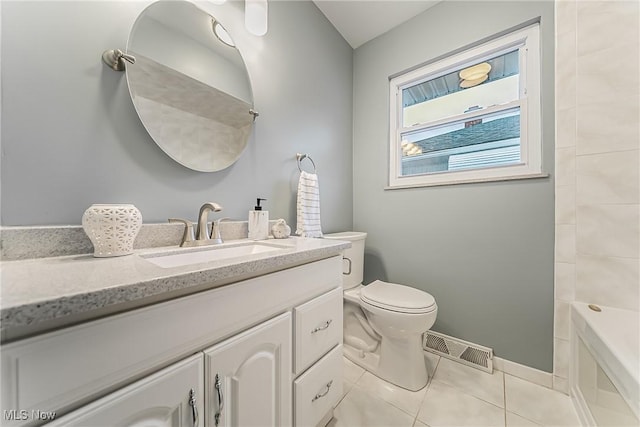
126, 1, 255, 172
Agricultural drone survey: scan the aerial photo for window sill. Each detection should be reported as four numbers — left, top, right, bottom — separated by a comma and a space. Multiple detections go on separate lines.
384, 172, 550, 190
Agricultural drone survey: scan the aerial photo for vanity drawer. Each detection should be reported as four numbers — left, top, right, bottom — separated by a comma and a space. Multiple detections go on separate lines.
294, 344, 343, 427
294, 287, 343, 374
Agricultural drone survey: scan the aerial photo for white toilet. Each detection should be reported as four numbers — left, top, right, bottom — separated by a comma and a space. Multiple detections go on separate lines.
324, 232, 437, 391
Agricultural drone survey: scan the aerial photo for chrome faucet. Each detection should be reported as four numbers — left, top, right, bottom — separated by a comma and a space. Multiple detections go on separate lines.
169, 202, 223, 247
210, 217, 230, 245
168, 218, 196, 246
196, 202, 223, 241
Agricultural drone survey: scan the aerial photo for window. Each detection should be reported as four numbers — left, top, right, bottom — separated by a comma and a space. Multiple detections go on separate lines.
388, 24, 543, 188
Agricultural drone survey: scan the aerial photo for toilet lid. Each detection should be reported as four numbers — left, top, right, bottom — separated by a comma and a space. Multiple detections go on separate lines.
360, 280, 436, 314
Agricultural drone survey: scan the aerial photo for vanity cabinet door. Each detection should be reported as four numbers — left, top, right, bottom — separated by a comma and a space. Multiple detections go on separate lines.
204, 312, 292, 427
48, 354, 204, 427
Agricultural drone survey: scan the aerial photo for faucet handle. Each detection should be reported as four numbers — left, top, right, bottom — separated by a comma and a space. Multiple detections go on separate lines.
211, 217, 230, 244
196, 202, 223, 241
169, 218, 196, 247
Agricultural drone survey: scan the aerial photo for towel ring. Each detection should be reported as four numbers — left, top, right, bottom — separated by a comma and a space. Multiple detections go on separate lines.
296, 153, 317, 173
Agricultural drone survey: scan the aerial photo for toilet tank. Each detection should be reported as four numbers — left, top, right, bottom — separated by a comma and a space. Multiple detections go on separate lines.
323, 232, 367, 290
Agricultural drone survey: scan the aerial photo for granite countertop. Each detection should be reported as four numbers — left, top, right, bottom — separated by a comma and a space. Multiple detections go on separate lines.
0, 237, 350, 342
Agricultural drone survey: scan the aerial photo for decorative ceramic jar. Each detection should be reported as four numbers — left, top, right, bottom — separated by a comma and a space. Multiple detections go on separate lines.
82, 204, 142, 257
271, 218, 291, 239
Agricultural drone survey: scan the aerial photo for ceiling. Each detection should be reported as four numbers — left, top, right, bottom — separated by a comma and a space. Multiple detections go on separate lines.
311, 0, 441, 49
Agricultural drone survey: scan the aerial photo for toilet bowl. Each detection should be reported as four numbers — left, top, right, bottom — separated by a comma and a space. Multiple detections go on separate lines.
324, 232, 438, 391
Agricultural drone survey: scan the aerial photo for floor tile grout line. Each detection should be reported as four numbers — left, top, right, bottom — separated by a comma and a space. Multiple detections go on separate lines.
503, 373, 577, 426
344, 381, 423, 426
336, 381, 352, 407
353, 370, 430, 421
413, 355, 441, 426
338, 359, 366, 408
348, 355, 442, 426
434, 356, 508, 409
354, 368, 365, 384
428, 376, 506, 411
340, 365, 365, 406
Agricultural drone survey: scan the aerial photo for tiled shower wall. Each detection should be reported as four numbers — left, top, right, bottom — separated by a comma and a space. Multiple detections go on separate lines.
554, 0, 640, 394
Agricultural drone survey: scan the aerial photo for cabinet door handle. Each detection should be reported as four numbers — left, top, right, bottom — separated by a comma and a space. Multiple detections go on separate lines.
214, 374, 224, 427
311, 380, 333, 402
343, 256, 352, 275
311, 319, 332, 334
188, 388, 199, 427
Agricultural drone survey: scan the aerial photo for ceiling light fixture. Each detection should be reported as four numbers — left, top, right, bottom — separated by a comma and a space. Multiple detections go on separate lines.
459, 62, 491, 80
460, 74, 488, 88
245, 0, 268, 36
459, 62, 491, 88
401, 141, 422, 156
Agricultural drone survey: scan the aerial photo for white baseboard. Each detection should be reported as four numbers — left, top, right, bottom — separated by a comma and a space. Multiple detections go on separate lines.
494, 356, 553, 389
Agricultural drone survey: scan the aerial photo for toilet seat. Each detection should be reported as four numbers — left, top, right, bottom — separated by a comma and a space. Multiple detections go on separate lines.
360, 280, 436, 314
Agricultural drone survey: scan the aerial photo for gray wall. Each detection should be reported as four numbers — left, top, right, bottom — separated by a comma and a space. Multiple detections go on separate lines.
2, 0, 556, 371
1, 0, 353, 230
353, 1, 555, 371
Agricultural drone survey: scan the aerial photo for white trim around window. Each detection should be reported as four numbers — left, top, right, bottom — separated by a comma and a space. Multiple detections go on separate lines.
388, 23, 543, 188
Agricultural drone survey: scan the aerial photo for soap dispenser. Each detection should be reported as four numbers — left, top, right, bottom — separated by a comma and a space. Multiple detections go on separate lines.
248, 198, 269, 240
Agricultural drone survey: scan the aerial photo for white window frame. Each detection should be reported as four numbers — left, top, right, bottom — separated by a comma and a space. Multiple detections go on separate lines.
388, 23, 543, 188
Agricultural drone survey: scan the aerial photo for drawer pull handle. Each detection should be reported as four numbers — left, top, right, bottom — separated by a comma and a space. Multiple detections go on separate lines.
311, 319, 332, 334
214, 374, 224, 427
312, 380, 333, 402
189, 388, 199, 427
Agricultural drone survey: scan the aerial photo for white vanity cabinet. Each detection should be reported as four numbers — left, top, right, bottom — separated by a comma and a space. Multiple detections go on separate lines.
204, 313, 292, 427
1, 255, 344, 427
47, 354, 204, 427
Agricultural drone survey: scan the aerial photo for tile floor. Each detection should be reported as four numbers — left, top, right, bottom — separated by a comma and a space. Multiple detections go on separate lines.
328, 354, 581, 427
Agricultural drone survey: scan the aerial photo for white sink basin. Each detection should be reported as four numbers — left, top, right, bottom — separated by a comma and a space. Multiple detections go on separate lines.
142, 241, 289, 268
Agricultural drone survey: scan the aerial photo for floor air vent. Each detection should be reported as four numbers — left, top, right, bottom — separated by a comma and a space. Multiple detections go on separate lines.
423, 331, 493, 373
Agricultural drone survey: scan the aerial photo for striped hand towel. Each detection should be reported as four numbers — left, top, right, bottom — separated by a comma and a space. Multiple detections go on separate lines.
296, 171, 323, 238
